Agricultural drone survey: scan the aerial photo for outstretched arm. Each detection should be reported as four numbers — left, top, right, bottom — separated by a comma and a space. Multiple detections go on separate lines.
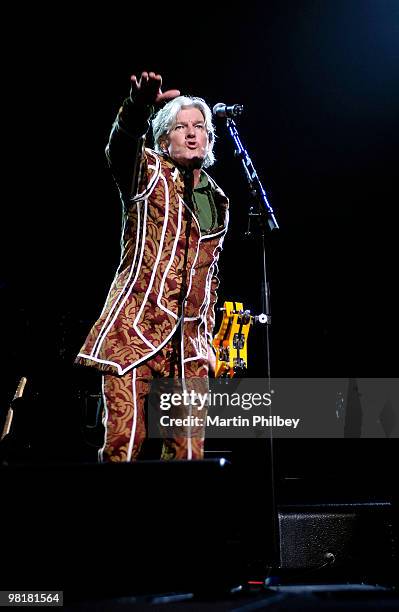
106, 72, 180, 201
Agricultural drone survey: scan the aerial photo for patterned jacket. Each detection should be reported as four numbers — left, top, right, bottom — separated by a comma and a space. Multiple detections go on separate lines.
76, 100, 229, 375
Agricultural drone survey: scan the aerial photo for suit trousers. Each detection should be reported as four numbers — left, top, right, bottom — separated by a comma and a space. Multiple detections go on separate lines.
99, 338, 209, 462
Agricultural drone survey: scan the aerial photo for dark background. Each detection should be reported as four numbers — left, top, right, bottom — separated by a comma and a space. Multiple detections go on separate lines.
1, 1, 398, 477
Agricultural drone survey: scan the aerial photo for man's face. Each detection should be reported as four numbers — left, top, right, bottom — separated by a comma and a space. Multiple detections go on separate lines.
165, 107, 209, 169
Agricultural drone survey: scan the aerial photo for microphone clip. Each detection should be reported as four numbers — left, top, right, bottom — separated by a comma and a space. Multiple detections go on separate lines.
213, 103, 244, 119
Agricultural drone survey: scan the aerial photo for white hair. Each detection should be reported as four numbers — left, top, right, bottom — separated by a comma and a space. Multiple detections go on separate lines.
152, 96, 216, 168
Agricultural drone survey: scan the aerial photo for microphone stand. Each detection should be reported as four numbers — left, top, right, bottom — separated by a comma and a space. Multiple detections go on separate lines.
224, 115, 279, 369
223, 114, 280, 574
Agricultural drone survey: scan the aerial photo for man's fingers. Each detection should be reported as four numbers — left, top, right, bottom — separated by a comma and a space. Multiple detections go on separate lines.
148, 71, 162, 84
129, 75, 139, 101
130, 72, 179, 105
137, 71, 161, 98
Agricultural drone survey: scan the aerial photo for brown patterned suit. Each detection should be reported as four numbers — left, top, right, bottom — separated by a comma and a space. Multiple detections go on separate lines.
76, 101, 229, 460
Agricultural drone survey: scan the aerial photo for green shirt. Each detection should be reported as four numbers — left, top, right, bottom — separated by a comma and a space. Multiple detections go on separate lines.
192, 171, 218, 233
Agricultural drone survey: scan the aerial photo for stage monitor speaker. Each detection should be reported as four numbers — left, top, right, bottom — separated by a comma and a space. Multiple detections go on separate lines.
0, 459, 275, 600
278, 503, 395, 583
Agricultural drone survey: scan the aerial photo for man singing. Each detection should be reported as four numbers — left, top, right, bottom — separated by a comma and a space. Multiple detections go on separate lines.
76, 72, 229, 461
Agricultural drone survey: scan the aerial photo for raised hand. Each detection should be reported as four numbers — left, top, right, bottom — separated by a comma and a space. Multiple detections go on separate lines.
129, 71, 180, 106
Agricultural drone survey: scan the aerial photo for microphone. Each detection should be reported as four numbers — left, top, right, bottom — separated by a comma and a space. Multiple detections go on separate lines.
212, 102, 244, 118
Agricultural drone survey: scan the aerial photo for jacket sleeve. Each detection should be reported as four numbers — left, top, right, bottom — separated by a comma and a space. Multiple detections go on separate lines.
105, 98, 155, 202
204, 185, 229, 349
205, 263, 220, 349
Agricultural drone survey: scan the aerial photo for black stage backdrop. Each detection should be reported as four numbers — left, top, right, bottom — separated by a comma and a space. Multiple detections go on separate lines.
1, 1, 398, 477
